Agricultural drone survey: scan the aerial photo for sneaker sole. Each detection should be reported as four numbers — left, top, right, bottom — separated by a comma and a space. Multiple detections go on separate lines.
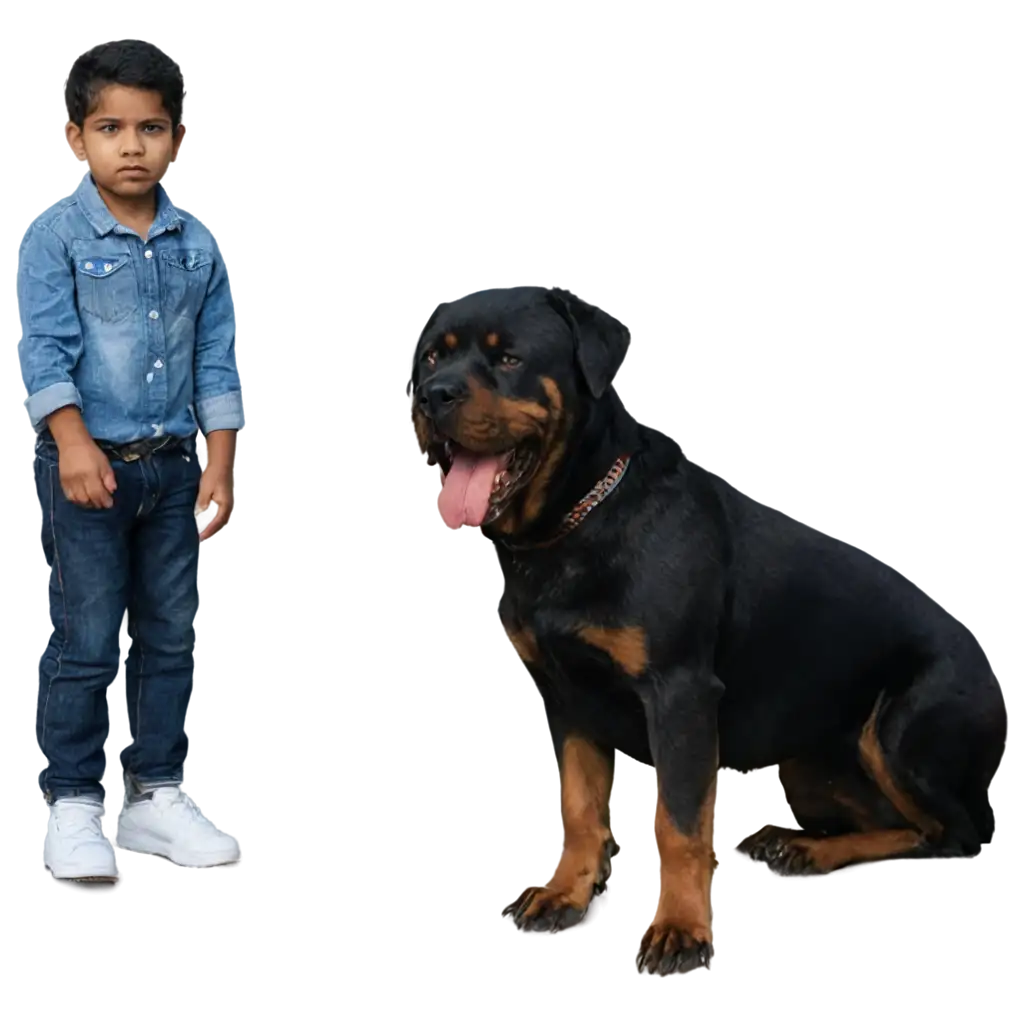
134, 847, 245, 872
116, 829, 240, 868
40, 864, 121, 888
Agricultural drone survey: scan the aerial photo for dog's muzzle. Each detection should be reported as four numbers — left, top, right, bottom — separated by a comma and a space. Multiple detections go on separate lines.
416, 375, 468, 423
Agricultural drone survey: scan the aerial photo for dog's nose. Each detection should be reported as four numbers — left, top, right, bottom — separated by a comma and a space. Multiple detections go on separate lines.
417, 377, 468, 419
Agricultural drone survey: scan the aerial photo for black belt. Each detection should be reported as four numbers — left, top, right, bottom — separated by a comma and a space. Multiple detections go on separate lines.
95, 434, 190, 462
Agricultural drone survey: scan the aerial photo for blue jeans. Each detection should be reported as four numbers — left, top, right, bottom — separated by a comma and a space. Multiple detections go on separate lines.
33, 435, 202, 803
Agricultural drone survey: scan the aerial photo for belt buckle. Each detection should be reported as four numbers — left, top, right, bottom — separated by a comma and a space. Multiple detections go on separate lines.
122, 450, 141, 462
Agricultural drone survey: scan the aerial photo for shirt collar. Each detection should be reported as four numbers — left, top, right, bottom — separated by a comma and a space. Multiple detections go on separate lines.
75, 172, 183, 238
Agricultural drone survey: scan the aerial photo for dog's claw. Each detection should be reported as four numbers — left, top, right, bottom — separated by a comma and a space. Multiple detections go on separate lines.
595, 836, 618, 888
738, 825, 825, 876
636, 924, 713, 975
503, 836, 619, 934
501, 886, 588, 933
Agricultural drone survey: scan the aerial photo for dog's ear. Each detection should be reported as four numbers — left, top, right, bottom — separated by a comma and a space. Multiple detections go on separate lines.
407, 302, 448, 396
546, 288, 630, 398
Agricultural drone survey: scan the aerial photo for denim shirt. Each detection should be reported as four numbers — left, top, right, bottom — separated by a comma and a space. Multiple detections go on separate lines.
16, 172, 244, 444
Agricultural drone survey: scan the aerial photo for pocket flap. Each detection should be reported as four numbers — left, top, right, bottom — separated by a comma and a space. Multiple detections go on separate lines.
77, 254, 131, 278
160, 249, 212, 272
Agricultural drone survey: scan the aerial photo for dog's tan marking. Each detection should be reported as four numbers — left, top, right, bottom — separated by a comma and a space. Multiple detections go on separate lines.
520, 377, 568, 526
456, 378, 549, 449
792, 828, 924, 871
859, 693, 943, 840
644, 777, 716, 949
577, 625, 648, 677
506, 735, 616, 925
504, 623, 539, 664
412, 407, 431, 452
444, 332, 458, 349
486, 331, 500, 348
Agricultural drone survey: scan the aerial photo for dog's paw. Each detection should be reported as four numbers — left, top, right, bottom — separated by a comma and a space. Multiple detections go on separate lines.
502, 887, 588, 932
767, 841, 824, 875
502, 837, 620, 932
749, 827, 835, 876
724, 815, 786, 864
636, 923, 713, 975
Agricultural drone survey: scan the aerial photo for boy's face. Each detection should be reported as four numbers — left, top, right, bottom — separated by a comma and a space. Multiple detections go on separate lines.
66, 84, 185, 198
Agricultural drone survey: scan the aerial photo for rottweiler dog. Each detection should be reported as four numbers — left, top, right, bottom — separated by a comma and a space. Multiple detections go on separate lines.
408, 286, 1007, 976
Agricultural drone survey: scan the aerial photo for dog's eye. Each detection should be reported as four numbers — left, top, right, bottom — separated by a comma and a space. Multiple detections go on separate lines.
500, 354, 521, 368
424, 349, 438, 369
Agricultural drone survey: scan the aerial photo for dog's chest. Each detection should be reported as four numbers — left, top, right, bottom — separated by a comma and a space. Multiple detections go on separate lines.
499, 565, 645, 694
496, 556, 654, 762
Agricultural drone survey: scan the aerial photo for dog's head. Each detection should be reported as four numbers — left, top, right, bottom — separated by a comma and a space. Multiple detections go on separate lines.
409, 286, 630, 534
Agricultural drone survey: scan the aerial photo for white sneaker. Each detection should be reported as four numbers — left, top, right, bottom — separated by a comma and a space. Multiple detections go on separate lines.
116, 786, 240, 867
44, 799, 119, 882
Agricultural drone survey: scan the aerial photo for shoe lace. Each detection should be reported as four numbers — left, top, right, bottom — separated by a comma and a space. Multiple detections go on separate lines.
159, 789, 215, 829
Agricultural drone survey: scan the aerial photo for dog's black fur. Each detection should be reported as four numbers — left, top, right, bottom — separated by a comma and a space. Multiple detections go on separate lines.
409, 286, 1007, 975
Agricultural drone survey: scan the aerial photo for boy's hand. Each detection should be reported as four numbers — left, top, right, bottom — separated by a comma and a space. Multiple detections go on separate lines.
193, 466, 230, 544
47, 406, 117, 509
197, 429, 237, 541
60, 442, 117, 509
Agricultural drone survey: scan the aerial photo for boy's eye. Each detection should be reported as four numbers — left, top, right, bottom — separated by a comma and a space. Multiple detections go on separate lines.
95, 123, 165, 135
500, 354, 521, 368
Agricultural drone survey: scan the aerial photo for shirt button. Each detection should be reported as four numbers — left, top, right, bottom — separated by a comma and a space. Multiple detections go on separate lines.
84, 262, 94, 270
149, 310, 159, 320
154, 359, 163, 369
144, 250, 153, 259
147, 373, 154, 383
104, 263, 113, 272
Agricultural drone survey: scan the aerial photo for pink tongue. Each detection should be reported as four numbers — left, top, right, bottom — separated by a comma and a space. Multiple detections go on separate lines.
438, 450, 507, 529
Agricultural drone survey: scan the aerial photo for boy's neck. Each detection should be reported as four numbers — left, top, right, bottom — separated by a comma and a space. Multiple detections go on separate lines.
94, 178, 158, 240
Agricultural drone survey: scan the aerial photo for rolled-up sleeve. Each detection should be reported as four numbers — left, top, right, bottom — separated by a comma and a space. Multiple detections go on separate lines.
193, 237, 244, 434
16, 223, 84, 430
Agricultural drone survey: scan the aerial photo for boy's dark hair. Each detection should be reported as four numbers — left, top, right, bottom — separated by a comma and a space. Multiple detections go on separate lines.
65, 40, 185, 128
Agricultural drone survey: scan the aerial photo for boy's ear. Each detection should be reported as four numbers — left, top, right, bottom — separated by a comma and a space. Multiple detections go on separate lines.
171, 124, 186, 162
65, 122, 87, 162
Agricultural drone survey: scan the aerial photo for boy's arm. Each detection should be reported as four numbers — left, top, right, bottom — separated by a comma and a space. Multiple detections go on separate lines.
194, 237, 244, 541
193, 236, 244, 435
17, 223, 85, 428
17, 224, 116, 508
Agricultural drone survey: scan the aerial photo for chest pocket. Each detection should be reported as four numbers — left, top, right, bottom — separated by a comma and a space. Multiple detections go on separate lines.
160, 249, 212, 321
74, 252, 137, 324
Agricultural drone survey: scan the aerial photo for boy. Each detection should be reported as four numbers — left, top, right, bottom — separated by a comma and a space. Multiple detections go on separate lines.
16, 40, 243, 882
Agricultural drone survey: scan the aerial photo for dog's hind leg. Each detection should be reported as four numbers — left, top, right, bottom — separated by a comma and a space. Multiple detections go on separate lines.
737, 739, 922, 874
737, 735, 936, 875
516, 733, 610, 933
739, 653, 1007, 875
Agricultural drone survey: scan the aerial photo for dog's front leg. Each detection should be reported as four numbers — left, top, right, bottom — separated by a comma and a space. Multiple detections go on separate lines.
636, 667, 722, 976
516, 733, 610, 933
